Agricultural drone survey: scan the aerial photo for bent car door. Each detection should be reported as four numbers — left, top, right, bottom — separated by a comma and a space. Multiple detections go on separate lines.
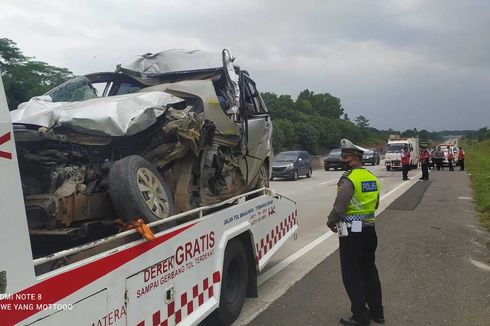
241, 76, 272, 185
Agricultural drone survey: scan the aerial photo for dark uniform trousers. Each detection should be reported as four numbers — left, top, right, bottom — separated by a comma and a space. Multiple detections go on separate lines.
448, 159, 454, 171
421, 161, 429, 180
339, 226, 383, 322
402, 164, 409, 180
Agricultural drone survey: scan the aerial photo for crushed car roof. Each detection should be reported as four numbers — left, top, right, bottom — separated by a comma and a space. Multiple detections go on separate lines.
118, 49, 225, 77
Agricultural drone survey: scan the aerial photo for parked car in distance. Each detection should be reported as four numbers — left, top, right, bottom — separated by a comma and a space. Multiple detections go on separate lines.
362, 148, 381, 165
271, 151, 312, 180
324, 148, 343, 170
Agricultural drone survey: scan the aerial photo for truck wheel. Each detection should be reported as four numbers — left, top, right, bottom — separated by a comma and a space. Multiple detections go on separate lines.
212, 239, 248, 325
109, 155, 175, 223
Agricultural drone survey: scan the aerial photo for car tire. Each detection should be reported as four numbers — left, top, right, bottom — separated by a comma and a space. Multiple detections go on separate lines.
306, 168, 312, 178
108, 155, 175, 223
210, 239, 248, 326
386, 166, 391, 171
270, 176, 274, 181
292, 170, 298, 181
255, 163, 270, 189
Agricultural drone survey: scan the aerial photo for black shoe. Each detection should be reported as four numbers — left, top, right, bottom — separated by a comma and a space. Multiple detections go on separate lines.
370, 316, 385, 324
340, 317, 370, 325
419, 178, 424, 180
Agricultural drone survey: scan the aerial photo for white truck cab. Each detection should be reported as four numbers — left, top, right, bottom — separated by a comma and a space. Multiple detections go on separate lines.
384, 137, 419, 171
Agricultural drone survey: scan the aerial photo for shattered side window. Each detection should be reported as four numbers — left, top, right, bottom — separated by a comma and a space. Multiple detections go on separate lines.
244, 81, 258, 116
45, 76, 98, 102
115, 83, 142, 95
244, 78, 266, 115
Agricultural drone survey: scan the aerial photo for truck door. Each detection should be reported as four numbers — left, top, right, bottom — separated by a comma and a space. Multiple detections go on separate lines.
125, 256, 176, 326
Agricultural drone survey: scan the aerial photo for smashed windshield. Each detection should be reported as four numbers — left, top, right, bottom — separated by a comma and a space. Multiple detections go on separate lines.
386, 144, 405, 153
45, 76, 98, 102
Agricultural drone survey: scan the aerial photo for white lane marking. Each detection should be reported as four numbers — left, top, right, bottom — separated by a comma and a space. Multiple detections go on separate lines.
277, 178, 339, 196
320, 179, 338, 185
470, 259, 490, 272
258, 231, 334, 285
458, 196, 472, 200
258, 170, 422, 284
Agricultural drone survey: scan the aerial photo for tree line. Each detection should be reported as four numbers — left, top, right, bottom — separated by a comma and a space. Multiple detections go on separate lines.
261, 91, 446, 155
0, 38, 74, 110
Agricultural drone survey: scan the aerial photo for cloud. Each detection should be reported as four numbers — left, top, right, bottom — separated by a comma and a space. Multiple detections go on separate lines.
1, 0, 489, 130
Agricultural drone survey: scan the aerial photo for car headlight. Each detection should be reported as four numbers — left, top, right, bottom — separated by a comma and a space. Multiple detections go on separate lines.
285, 164, 294, 170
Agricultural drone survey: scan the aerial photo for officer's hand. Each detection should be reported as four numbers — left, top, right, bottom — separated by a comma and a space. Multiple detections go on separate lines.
327, 220, 338, 233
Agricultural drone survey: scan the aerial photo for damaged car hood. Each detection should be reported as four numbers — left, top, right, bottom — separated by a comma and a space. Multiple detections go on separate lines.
11, 91, 185, 137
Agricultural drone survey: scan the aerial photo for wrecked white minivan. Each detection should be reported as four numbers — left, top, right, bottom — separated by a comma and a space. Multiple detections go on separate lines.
11, 49, 272, 249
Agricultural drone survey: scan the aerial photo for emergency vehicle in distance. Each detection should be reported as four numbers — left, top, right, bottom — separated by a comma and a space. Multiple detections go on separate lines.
384, 135, 419, 171
0, 74, 298, 326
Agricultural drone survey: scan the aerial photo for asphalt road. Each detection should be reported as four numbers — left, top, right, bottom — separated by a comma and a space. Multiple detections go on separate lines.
233, 164, 425, 325
245, 169, 490, 325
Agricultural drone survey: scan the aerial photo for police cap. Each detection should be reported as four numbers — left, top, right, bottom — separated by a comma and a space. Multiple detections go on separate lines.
340, 139, 367, 157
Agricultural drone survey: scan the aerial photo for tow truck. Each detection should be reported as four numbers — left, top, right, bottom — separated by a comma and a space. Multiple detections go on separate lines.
0, 75, 298, 326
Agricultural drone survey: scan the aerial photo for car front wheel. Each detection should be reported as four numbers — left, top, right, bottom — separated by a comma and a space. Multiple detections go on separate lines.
109, 155, 175, 223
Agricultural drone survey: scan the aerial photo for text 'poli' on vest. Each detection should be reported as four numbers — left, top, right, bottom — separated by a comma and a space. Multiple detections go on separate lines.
361, 181, 377, 192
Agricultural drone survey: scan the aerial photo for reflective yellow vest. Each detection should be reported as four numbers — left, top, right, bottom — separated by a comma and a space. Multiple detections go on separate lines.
341, 168, 380, 222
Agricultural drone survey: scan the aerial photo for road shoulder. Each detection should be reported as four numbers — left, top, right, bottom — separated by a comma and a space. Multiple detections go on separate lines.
247, 171, 490, 326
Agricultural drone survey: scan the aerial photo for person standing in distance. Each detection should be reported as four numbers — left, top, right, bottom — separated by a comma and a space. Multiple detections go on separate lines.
435, 146, 444, 171
447, 146, 454, 172
401, 146, 410, 180
326, 139, 384, 325
458, 146, 465, 171
419, 146, 431, 180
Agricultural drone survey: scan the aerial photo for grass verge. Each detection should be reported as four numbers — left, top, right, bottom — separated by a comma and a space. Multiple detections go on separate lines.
464, 139, 490, 237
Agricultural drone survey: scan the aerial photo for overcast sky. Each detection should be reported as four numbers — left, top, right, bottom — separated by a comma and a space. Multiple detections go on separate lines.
1, 0, 489, 131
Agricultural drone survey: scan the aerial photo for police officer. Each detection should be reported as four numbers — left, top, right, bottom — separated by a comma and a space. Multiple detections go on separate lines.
419, 146, 431, 181
401, 146, 410, 181
458, 146, 465, 171
327, 139, 384, 325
